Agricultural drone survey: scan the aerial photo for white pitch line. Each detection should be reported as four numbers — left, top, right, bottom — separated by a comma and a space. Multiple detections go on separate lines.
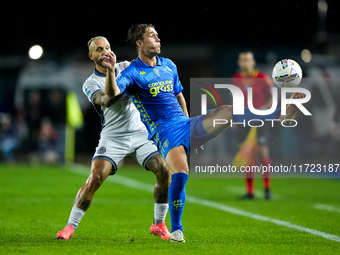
187, 197, 340, 243
314, 204, 340, 214
69, 165, 340, 243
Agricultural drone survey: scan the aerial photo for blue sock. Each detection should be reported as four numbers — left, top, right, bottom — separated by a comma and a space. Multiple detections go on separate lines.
168, 172, 188, 233
232, 107, 281, 125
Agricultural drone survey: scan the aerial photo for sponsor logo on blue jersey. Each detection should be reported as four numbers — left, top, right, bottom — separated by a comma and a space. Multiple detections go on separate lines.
148, 80, 174, 97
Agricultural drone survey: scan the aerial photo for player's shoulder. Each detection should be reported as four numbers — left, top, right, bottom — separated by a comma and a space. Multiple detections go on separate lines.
116, 60, 131, 72
120, 59, 139, 75
83, 71, 99, 89
82, 72, 104, 100
256, 70, 270, 78
256, 71, 273, 86
159, 56, 177, 68
232, 72, 242, 78
114, 62, 134, 82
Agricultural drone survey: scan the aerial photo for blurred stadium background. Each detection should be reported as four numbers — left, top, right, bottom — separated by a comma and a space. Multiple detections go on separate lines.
1, 0, 340, 165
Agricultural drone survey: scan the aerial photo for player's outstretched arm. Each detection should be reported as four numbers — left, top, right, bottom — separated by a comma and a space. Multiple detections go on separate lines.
100, 52, 121, 97
176, 92, 189, 117
92, 91, 121, 108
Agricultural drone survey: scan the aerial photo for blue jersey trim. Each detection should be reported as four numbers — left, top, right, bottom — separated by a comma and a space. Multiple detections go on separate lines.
94, 67, 119, 77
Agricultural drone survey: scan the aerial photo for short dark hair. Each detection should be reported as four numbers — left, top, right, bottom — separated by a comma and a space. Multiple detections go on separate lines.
238, 49, 254, 59
126, 24, 155, 50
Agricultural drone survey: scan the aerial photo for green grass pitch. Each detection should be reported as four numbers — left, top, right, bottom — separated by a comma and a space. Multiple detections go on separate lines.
1, 163, 339, 254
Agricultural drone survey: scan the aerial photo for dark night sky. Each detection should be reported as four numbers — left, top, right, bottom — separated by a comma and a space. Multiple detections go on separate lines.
3, 0, 340, 58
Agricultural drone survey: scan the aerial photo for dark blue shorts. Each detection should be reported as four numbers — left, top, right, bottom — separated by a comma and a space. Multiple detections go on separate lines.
152, 110, 216, 158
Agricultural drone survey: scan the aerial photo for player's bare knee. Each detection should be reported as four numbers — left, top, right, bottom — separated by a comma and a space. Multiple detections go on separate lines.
169, 165, 189, 174
217, 105, 233, 119
155, 164, 171, 187
87, 173, 103, 192
158, 165, 171, 187
205, 105, 232, 121
147, 154, 168, 175
146, 153, 171, 187
176, 168, 189, 174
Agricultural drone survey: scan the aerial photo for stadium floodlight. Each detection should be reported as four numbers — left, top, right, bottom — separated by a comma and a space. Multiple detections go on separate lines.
29, 45, 43, 60
301, 49, 312, 63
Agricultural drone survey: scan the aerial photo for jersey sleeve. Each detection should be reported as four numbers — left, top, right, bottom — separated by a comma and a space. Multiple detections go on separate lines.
116, 61, 131, 73
82, 79, 102, 103
174, 78, 184, 95
116, 70, 134, 95
231, 73, 241, 88
167, 59, 183, 95
261, 73, 274, 98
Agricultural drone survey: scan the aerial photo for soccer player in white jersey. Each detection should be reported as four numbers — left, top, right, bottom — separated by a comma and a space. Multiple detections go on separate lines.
56, 36, 171, 240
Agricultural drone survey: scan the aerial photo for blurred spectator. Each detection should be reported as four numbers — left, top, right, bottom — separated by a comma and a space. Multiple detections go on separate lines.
38, 117, 59, 163
330, 98, 340, 140
0, 113, 18, 162
46, 89, 66, 161
20, 90, 65, 163
26, 90, 44, 153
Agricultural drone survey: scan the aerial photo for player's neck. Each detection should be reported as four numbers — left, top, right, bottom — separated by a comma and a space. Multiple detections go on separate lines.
241, 69, 254, 77
95, 64, 107, 74
138, 52, 157, 67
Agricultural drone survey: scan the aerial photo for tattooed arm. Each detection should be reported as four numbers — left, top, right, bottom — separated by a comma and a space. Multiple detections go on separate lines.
92, 90, 121, 108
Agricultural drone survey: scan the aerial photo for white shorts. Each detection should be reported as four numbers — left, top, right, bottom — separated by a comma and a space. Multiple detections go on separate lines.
92, 130, 158, 175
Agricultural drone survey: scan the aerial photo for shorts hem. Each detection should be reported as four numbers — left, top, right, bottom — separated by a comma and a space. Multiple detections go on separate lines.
92, 156, 118, 175
142, 151, 159, 170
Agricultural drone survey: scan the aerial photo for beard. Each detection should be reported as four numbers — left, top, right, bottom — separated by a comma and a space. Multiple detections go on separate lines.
144, 46, 161, 58
93, 57, 107, 68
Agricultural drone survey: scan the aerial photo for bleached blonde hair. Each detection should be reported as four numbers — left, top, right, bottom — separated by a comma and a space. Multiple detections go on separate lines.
87, 36, 108, 50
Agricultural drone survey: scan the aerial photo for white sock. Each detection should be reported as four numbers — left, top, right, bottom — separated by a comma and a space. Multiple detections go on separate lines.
66, 206, 85, 231
154, 203, 168, 225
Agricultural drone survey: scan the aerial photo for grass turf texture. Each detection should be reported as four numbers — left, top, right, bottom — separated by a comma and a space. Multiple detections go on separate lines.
0, 164, 339, 254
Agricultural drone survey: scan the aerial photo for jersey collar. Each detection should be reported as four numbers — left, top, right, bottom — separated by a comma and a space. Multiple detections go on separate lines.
94, 67, 119, 77
136, 55, 162, 68
240, 69, 259, 77
94, 68, 106, 77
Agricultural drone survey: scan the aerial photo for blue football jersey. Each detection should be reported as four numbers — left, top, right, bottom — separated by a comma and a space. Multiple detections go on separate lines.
116, 56, 189, 139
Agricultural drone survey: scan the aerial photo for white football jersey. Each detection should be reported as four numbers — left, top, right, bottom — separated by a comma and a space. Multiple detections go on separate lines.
82, 61, 146, 137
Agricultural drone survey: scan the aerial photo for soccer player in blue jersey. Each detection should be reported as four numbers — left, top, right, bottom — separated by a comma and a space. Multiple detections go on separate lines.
100, 24, 301, 242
